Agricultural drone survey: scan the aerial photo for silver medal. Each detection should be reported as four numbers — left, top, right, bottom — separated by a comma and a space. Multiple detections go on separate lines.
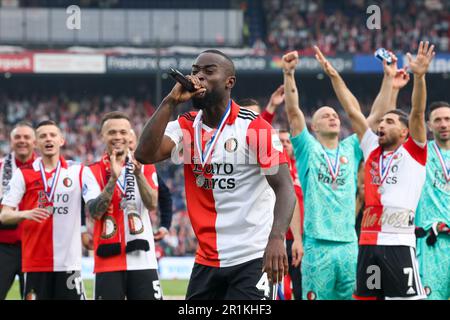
196, 175, 205, 187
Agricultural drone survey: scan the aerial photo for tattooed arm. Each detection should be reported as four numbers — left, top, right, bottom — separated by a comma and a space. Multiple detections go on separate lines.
87, 176, 117, 220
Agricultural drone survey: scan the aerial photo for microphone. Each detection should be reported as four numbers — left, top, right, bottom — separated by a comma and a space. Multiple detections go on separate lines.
168, 67, 196, 92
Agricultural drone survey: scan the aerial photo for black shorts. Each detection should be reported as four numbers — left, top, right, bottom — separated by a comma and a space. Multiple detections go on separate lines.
24, 271, 85, 300
354, 245, 426, 300
95, 269, 162, 300
186, 258, 275, 300
0, 243, 24, 300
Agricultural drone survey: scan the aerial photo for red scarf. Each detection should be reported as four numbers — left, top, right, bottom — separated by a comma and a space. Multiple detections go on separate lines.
89, 154, 123, 257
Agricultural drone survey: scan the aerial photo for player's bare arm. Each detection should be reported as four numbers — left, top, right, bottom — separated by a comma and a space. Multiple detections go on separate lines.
367, 52, 397, 130
408, 41, 436, 144
132, 156, 157, 211
0, 205, 50, 225
289, 200, 304, 268
87, 150, 122, 220
135, 77, 206, 164
263, 163, 296, 284
282, 51, 306, 137
314, 45, 369, 140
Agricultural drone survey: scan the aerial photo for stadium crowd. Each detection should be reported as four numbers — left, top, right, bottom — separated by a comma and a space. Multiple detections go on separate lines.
262, 0, 449, 54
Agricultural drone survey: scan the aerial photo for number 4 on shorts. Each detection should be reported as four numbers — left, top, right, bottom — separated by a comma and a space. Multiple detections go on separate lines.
256, 273, 270, 298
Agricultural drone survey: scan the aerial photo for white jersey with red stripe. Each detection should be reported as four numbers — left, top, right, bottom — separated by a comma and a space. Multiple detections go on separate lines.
164, 100, 287, 268
360, 129, 427, 247
1, 157, 89, 272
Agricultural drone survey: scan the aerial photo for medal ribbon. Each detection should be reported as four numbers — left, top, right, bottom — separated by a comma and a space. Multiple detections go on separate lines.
193, 100, 232, 171
322, 146, 340, 183
378, 148, 400, 185
433, 142, 450, 182
39, 160, 62, 204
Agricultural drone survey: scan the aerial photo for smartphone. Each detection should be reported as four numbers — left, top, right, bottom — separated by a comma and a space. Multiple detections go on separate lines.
168, 67, 196, 92
374, 48, 393, 65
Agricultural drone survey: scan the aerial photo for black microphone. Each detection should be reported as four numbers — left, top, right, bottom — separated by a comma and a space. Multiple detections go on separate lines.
168, 67, 196, 92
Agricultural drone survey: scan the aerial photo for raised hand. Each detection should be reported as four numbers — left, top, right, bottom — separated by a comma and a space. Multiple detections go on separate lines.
269, 85, 285, 107
407, 41, 435, 77
130, 152, 143, 176
314, 45, 338, 78
281, 51, 299, 75
110, 149, 124, 180
382, 51, 399, 78
393, 67, 410, 90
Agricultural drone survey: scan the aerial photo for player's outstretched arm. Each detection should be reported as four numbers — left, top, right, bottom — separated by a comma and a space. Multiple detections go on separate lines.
265, 85, 285, 115
263, 164, 296, 284
367, 52, 397, 130
314, 45, 368, 140
135, 77, 206, 164
408, 41, 436, 144
368, 53, 410, 130
282, 51, 306, 137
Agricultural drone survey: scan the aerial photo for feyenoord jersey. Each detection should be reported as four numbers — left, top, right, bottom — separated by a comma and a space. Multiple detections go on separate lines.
164, 100, 287, 267
360, 129, 427, 247
291, 128, 362, 243
84, 160, 159, 273
1, 157, 89, 272
416, 141, 450, 230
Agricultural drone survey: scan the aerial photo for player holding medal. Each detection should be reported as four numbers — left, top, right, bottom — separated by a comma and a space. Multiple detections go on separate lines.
0, 120, 92, 299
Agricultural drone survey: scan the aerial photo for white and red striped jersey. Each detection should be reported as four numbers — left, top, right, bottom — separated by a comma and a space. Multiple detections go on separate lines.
360, 129, 427, 247
1, 157, 91, 272
164, 100, 287, 267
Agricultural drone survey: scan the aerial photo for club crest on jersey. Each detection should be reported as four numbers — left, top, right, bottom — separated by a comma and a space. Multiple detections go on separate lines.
340, 156, 348, 164
393, 152, 403, 160
101, 216, 117, 239
224, 138, 238, 153
306, 291, 316, 300
128, 213, 144, 235
63, 177, 72, 188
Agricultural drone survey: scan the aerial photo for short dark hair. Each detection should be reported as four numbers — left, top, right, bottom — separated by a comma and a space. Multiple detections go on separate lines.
385, 110, 409, 128
35, 120, 58, 130
200, 49, 236, 76
100, 111, 131, 129
427, 101, 450, 120
278, 129, 290, 134
238, 98, 260, 108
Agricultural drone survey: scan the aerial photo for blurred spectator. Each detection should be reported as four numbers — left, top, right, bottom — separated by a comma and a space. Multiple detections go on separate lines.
262, 0, 449, 54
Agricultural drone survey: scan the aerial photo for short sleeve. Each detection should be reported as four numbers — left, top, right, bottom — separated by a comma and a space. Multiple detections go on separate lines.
246, 117, 287, 170
164, 120, 183, 150
81, 167, 101, 203
1, 168, 26, 208
403, 137, 427, 166
360, 128, 379, 161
